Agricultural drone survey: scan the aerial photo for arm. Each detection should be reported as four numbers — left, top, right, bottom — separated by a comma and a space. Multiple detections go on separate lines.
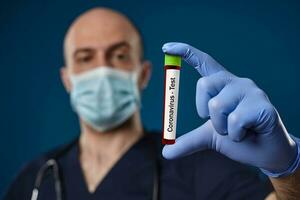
161, 42, 300, 199
268, 169, 300, 200
267, 136, 300, 199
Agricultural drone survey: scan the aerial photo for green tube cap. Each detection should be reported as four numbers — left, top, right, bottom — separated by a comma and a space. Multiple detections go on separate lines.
164, 54, 181, 67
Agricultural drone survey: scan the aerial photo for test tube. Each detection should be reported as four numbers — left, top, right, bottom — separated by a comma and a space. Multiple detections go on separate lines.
162, 54, 181, 144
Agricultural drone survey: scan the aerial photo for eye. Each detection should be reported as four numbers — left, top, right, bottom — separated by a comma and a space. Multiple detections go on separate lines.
116, 53, 129, 61
76, 55, 93, 64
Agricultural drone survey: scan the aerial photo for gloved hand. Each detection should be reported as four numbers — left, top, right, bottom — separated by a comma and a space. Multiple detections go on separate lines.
162, 42, 300, 177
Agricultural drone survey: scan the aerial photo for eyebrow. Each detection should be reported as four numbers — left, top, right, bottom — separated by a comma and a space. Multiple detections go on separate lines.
107, 41, 130, 53
73, 41, 131, 58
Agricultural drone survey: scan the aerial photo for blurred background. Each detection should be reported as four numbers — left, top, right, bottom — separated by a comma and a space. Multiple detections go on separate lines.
1, 0, 300, 195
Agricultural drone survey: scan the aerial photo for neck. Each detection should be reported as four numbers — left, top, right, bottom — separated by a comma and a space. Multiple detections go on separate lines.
78, 111, 144, 193
78, 111, 144, 160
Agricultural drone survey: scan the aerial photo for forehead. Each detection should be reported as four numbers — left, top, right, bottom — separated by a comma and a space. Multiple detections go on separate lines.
65, 11, 140, 56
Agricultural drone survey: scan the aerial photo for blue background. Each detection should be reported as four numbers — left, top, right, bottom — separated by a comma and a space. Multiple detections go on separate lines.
1, 0, 300, 195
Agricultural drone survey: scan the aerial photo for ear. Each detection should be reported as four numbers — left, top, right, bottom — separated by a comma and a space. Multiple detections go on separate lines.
60, 67, 72, 93
138, 60, 152, 90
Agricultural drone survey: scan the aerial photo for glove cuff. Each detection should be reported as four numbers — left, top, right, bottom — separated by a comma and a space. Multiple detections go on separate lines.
260, 135, 300, 178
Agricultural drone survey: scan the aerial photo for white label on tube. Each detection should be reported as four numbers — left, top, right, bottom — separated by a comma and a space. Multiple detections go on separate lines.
164, 69, 180, 140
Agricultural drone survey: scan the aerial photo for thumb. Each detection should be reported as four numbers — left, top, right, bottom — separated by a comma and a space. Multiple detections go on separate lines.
162, 42, 226, 77
162, 120, 214, 159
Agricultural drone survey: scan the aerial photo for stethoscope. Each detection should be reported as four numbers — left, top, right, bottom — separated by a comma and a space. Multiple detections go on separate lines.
30, 137, 160, 200
31, 159, 62, 200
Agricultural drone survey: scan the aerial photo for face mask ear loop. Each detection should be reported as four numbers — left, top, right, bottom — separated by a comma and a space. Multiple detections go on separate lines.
131, 67, 142, 108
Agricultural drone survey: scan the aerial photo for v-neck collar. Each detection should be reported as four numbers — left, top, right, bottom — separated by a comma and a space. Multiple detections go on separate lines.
59, 132, 158, 199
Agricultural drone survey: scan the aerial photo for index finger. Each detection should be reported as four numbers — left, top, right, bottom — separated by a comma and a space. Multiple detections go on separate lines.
162, 42, 227, 77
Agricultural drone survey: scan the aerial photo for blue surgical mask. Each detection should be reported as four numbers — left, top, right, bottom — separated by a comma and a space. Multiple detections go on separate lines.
70, 66, 141, 132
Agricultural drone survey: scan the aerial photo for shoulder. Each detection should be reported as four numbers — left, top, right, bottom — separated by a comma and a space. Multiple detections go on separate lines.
146, 129, 257, 171
191, 150, 274, 199
146, 129, 247, 170
146, 130, 273, 199
2, 139, 77, 200
146, 130, 242, 178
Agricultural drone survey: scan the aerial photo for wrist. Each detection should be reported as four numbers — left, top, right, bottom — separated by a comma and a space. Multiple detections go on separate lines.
261, 135, 300, 178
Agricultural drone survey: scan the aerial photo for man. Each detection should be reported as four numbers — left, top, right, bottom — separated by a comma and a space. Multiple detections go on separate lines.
3, 7, 300, 200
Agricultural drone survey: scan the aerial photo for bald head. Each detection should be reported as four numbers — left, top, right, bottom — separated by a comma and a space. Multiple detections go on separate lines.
63, 7, 144, 73
60, 7, 151, 96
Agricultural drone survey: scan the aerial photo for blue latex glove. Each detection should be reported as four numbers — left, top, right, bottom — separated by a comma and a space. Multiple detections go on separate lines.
162, 42, 300, 177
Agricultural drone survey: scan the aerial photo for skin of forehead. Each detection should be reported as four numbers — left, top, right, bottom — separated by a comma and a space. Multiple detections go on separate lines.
64, 8, 141, 65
